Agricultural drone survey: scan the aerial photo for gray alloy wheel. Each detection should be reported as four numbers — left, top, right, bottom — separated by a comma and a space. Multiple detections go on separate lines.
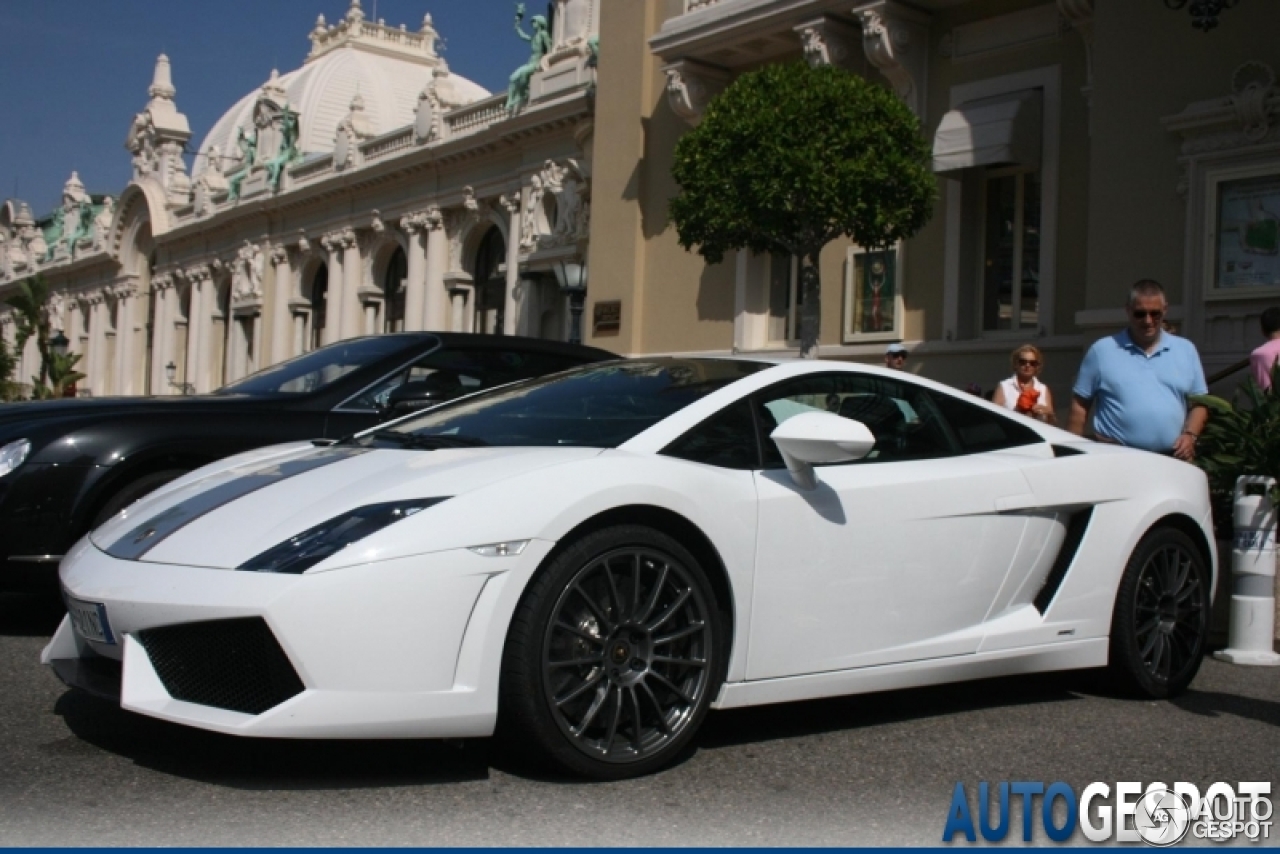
1108, 527, 1208, 698
499, 525, 722, 780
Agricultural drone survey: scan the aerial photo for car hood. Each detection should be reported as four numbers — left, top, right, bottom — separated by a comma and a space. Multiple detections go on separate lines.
0, 394, 296, 433
89, 443, 603, 569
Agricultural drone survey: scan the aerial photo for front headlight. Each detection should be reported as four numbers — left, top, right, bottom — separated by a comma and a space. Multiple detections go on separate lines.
0, 439, 31, 478
238, 497, 449, 574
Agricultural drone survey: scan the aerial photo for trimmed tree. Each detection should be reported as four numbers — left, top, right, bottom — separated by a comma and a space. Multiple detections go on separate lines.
668, 62, 936, 357
0, 329, 16, 401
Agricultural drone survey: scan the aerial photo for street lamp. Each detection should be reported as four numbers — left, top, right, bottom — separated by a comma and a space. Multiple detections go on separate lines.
49, 330, 69, 357
552, 248, 589, 346
165, 361, 194, 395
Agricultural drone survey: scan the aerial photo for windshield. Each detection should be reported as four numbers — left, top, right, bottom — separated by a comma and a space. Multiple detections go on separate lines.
359, 358, 766, 449
217, 336, 431, 395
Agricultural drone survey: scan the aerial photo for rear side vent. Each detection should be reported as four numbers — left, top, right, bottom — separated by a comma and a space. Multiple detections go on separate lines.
1052, 444, 1085, 458
1034, 507, 1094, 613
137, 618, 305, 715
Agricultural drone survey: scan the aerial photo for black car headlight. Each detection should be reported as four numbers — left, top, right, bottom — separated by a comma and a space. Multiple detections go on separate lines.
238, 498, 449, 574
0, 438, 31, 478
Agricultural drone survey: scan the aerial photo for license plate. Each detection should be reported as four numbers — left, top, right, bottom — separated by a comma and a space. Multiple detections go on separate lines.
65, 595, 116, 645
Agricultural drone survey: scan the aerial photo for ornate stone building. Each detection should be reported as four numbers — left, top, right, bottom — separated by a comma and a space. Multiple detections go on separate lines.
5, 0, 1278, 408
0, 0, 600, 396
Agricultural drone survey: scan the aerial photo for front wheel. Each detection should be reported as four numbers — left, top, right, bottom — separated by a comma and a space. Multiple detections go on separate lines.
1108, 527, 1209, 698
499, 525, 723, 780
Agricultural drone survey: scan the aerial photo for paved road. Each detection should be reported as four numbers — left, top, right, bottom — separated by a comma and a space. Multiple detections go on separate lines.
1, 592, 1276, 846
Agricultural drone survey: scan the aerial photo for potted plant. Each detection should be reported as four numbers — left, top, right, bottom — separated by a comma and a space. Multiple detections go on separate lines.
1191, 365, 1280, 642
1192, 364, 1280, 535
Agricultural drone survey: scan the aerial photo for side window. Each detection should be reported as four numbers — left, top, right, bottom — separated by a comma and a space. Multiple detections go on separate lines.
757, 372, 960, 469
343, 348, 590, 411
923, 387, 1042, 453
661, 399, 760, 470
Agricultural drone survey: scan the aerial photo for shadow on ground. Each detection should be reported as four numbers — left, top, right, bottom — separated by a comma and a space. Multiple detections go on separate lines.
0, 592, 65, 638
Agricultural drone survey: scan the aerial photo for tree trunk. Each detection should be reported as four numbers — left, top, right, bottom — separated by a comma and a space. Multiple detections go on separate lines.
797, 250, 823, 359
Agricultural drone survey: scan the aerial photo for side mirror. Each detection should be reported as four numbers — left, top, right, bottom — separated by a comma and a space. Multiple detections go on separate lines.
770, 411, 875, 490
381, 374, 463, 419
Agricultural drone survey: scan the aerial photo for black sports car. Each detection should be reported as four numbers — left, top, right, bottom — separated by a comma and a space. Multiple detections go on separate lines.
0, 333, 615, 591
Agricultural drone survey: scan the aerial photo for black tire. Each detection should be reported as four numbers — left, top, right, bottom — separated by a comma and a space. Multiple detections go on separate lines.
90, 469, 188, 530
1108, 526, 1209, 698
498, 524, 723, 780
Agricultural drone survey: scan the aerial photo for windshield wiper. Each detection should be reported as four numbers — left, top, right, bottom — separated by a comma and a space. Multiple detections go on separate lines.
367, 430, 489, 450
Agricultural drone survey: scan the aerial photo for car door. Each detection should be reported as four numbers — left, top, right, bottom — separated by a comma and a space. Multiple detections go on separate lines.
746, 372, 1046, 681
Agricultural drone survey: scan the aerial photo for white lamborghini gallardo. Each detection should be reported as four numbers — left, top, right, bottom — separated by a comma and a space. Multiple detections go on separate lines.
45, 357, 1215, 779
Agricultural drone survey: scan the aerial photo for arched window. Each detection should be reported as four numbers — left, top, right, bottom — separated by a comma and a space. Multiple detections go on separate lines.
473, 227, 506, 335
383, 247, 407, 333
309, 264, 328, 351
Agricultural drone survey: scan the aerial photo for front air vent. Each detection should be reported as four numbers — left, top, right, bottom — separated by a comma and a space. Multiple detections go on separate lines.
137, 617, 305, 715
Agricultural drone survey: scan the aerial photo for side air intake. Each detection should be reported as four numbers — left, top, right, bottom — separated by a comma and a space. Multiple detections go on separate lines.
1033, 507, 1094, 614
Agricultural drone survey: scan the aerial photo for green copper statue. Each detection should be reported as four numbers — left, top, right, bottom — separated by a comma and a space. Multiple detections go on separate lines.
227, 126, 258, 202
266, 106, 301, 193
66, 202, 95, 259
42, 210, 64, 262
505, 2, 553, 115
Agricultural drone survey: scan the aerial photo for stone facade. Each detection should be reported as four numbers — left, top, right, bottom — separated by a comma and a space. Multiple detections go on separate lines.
585, 0, 1280, 412
0, 0, 601, 396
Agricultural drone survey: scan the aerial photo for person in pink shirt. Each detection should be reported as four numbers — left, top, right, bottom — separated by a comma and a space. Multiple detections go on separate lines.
1250, 307, 1280, 390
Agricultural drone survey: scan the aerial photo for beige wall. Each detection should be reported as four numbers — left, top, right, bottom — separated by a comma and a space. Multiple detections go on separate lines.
1085, 2, 1279, 311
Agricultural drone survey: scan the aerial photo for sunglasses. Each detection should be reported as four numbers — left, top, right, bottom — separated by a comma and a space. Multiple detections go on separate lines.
1131, 309, 1165, 320
1018, 359, 1040, 367
887, 352, 907, 359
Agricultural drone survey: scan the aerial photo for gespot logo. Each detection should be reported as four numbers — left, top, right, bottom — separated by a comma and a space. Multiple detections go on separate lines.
942, 781, 1273, 845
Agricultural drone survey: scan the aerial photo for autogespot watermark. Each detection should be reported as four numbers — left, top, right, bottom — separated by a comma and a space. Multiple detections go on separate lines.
942, 781, 1273, 845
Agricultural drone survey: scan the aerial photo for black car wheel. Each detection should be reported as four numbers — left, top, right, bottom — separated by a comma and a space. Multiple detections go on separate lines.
499, 525, 722, 780
91, 469, 188, 530
1108, 527, 1208, 698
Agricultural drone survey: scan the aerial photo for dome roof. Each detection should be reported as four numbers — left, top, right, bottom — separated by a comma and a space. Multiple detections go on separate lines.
193, 4, 488, 179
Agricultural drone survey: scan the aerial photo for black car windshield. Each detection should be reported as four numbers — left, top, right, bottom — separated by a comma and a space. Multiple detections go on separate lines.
217, 336, 432, 395
363, 358, 766, 448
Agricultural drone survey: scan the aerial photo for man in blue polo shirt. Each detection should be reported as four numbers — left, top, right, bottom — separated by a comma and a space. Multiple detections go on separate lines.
1067, 279, 1207, 460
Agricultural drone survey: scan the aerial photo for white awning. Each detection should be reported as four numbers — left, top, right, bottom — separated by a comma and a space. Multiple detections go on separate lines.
932, 89, 1042, 176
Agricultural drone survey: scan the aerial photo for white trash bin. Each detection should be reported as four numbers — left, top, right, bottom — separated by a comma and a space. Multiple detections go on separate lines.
1214, 475, 1280, 666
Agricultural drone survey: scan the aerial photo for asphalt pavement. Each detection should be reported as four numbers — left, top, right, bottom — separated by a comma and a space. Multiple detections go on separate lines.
1, 592, 1276, 846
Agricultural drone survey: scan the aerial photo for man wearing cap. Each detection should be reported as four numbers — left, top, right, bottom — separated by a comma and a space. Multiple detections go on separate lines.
884, 343, 908, 370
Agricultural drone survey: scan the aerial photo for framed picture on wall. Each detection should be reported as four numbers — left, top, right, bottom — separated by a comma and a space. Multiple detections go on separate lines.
842, 244, 903, 343
1213, 171, 1280, 292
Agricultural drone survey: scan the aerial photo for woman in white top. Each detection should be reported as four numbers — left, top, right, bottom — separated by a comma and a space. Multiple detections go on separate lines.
992, 344, 1056, 424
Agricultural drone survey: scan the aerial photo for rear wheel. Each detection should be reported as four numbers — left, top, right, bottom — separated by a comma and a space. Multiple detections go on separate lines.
1108, 527, 1208, 698
90, 469, 187, 530
499, 525, 722, 780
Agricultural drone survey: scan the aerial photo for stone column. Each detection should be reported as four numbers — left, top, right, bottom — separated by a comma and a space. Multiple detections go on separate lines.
341, 229, 362, 341
269, 245, 292, 365
500, 193, 522, 336
320, 233, 345, 345
186, 266, 212, 393
448, 282, 473, 332
423, 209, 447, 331
400, 213, 429, 332
84, 291, 107, 395
149, 275, 173, 395
113, 282, 138, 396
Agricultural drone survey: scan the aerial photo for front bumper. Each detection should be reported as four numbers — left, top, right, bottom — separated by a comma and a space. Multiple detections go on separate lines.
43, 536, 553, 739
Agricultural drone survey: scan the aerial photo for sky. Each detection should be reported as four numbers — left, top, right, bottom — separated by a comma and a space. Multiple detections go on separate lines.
0, 1, 534, 216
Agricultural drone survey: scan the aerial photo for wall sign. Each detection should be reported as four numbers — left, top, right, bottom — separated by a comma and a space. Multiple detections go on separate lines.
593, 300, 621, 335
